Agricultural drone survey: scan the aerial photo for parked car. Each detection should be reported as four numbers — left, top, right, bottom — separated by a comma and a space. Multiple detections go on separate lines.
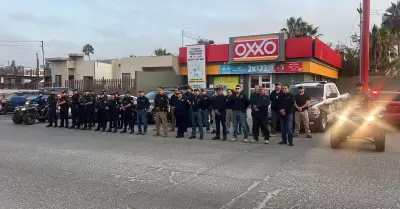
4, 91, 38, 113
268, 81, 350, 132
368, 90, 400, 126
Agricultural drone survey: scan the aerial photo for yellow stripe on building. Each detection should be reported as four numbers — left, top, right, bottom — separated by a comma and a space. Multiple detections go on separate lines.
180, 65, 220, 75
302, 61, 338, 79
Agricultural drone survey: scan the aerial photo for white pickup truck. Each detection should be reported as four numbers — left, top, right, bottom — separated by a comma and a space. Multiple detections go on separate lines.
269, 81, 350, 132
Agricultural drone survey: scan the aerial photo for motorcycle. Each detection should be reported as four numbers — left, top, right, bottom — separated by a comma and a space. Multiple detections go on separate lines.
12, 100, 48, 125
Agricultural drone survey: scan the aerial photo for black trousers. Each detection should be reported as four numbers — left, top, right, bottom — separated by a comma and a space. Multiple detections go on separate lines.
71, 105, 79, 127
108, 111, 118, 130
96, 109, 107, 129
87, 106, 94, 127
121, 109, 134, 130
252, 115, 269, 140
48, 107, 58, 126
59, 107, 69, 126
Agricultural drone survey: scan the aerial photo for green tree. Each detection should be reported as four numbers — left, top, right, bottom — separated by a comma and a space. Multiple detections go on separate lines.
281, 17, 322, 38
382, 2, 400, 55
153, 48, 172, 56
82, 44, 94, 60
336, 45, 360, 77
370, 24, 398, 75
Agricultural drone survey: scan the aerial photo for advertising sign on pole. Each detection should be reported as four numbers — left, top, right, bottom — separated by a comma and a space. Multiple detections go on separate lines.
187, 45, 206, 89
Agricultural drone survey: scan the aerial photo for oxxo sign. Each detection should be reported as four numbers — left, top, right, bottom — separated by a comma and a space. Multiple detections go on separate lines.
229, 34, 285, 62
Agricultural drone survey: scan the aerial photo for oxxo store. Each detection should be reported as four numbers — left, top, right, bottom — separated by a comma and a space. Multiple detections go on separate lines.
179, 33, 342, 94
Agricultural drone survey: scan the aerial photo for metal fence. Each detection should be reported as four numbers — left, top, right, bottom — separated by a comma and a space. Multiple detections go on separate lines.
65, 78, 135, 93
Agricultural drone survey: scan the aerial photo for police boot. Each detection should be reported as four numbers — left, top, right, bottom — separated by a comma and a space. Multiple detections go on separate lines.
81, 125, 87, 130
87, 125, 92, 130
101, 128, 106, 132
53, 123, 58, 128
120, 128, 127, 133
65, 123, 69, 129
75, 125, 80, 130
112, 128, 117, 133
94, 127, 100, 131
129, 129, 134, 134
46, 124, 52, 127
106, 128, 112, 133
69, 125, 75, 129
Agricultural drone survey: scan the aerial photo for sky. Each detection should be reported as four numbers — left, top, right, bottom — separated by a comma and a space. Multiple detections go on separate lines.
0, 0, 395, 67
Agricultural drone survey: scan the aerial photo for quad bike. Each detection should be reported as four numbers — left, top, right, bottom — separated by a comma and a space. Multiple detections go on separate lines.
12, 102, 48, 125
330, 101, 386, 152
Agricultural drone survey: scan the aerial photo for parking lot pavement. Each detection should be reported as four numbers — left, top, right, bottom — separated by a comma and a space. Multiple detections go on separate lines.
1, 115, 400, 209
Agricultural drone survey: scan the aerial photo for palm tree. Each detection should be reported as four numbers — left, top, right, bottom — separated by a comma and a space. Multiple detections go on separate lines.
382, 2, 400, 55
153, 48, 172, 56
281, 17, 322, 38
82, 44, 94, 60
370, 25, 397, 75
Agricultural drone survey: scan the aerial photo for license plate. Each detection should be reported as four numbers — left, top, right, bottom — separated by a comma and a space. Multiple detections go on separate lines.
351, 116, 361, 121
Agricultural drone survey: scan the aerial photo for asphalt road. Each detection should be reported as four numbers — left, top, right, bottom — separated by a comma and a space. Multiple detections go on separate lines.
1, 116, 400, 209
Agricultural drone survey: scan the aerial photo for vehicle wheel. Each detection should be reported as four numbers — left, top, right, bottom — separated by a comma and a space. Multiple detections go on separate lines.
12, 112, 23, 124
374, 132, 386, 152
23, 112, 37, 125
330, 129, 345, 149
0, 106, 7, 115
316, 112, 327, 133
37, 110, 48, 122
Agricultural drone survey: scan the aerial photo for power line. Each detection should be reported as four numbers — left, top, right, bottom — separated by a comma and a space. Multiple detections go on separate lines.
0, 40, 42, 43
343, 13, 360, 45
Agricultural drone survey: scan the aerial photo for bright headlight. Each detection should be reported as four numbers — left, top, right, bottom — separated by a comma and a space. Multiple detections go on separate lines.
25, 102, 30, 105
21, 108, 26, 111
366, 116, 375, 121
339, 115, 347, 120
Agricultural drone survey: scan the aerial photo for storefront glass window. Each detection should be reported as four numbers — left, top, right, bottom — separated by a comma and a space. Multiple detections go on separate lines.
261, 75, 271, 82
250, 76, 259, 88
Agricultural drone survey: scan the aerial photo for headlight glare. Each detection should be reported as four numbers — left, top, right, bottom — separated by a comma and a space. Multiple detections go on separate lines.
366, 116, 375, 122
339, 115, 347, 120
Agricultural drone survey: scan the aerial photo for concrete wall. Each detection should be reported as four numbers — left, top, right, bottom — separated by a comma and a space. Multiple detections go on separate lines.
114, 56, 179, 79
75, 60, 95, 80
94, 62, 112, 79
134, 71, 186, 95
49, 61, 68, 87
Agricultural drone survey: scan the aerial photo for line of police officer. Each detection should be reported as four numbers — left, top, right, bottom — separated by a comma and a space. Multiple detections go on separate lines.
164, 85, 270, 143
42, 88, 150, 135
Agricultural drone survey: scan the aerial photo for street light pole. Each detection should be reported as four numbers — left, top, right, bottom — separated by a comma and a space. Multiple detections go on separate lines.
361, 0, 370, 91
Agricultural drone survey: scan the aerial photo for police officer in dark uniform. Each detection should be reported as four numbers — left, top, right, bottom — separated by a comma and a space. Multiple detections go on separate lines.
94, 90, 107, 132
36, 91, 46, 113
106, 92, 119, 133
81, 90, 93, 130
189, 89, 204, 140
173, 90, 190, 138
46, 89, 58, 127
183, 88, 195, 132
351, 81, 370, 108
212, 87, 228, 141
70, 89, 81, 129
90, 89, 97, 126
120, 91, 134, 134
136, 89, 150, 135
116, 92, 123, 129
58, 90, 70, 128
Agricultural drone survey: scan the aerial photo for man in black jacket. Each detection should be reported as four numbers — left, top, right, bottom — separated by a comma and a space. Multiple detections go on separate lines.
230, 85, 250, 142
94, 91, 108, 132
269, 82, 282, 136
168, 87, 179, 132
136, 90, 150, 135
154, 87, 169, 137
58, 90, 70, 128
250, 87, 270, 144
212, 88, 227, 141
277, 85, 295, 146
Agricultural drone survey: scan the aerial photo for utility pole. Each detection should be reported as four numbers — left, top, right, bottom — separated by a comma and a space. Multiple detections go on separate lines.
357, 3, 363, 79
361, 0, 370, 91
40, 41, 45, 81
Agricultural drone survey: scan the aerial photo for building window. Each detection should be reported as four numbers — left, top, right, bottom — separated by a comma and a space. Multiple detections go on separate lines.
55, 75, 62, 87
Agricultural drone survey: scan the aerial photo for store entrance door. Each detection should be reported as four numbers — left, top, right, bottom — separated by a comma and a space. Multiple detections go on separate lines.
249, 75, 272, 94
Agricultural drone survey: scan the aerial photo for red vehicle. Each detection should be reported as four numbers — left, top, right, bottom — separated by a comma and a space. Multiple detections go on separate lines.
369, 90, 400, 125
